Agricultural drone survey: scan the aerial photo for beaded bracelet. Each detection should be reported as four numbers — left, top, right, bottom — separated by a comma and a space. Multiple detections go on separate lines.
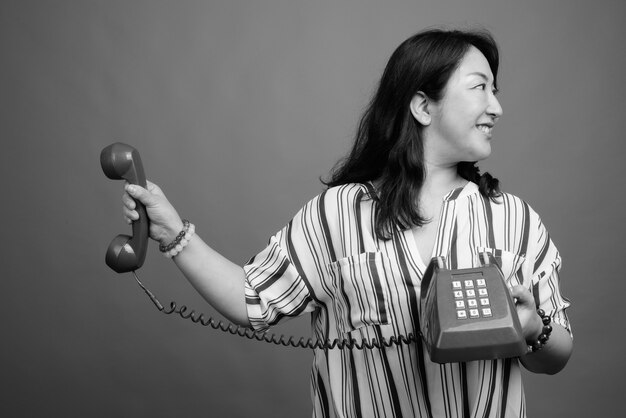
159, 220, 195, 258
164, 222, 195, 258
528, 308, 553, 353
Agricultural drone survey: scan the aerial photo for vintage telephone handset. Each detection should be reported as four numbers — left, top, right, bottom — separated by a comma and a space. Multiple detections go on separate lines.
100, 142, 419, 350
101, 143, 149, 273
101, 143, 527, 359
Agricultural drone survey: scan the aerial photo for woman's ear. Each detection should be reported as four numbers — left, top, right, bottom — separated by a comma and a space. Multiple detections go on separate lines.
410, 92, 431, 125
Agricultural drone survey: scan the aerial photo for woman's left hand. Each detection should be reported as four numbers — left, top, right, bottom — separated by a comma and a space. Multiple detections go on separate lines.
511, 284, 573, 374
509, 285, 542, 343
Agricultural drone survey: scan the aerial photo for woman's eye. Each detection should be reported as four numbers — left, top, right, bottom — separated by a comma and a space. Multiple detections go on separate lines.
474, 84, 486, 90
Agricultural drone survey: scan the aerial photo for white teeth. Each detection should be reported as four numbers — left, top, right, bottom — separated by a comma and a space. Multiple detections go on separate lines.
477, 125, 492, 134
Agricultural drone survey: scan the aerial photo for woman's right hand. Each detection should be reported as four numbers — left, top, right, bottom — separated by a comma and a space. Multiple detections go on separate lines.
123, 180, 184, 246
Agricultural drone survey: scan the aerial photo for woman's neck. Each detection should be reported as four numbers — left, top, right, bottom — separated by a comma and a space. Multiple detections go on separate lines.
422, 162, 466, 196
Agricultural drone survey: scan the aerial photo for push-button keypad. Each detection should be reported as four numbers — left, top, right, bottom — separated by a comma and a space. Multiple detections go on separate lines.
452, 276, 491, 320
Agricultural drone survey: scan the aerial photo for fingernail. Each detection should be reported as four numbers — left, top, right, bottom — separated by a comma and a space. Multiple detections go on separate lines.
127, 185, 136, 194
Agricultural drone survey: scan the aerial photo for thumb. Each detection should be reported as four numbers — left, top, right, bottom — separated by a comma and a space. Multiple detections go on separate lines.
510, 285, 534, 307
145, 180, 164, 196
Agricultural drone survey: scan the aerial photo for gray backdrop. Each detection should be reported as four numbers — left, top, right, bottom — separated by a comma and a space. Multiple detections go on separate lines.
2, 0, 624, 417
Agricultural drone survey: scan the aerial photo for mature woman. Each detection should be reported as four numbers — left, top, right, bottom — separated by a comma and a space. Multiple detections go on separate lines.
123, 28, 572, 417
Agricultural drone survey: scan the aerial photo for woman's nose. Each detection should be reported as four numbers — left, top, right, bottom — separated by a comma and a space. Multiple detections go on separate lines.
488, 93, 503, 118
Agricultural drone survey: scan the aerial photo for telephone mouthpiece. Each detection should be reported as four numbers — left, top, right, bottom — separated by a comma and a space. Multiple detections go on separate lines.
106, 234, 142, 273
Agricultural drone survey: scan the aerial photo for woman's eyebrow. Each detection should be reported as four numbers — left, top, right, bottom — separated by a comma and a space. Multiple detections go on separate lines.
466, 71, 491, 81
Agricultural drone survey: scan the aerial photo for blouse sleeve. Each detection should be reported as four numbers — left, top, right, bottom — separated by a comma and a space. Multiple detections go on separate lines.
243, 195, 328, 331
530, 216, 572, 335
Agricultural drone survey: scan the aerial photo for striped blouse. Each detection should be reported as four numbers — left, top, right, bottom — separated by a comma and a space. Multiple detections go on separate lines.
244, 181, 571, 418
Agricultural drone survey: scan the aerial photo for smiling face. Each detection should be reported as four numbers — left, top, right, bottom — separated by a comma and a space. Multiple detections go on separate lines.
423, 46, 503, 166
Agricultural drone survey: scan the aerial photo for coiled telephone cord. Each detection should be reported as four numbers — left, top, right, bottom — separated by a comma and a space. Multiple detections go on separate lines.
132, 271, 420, 350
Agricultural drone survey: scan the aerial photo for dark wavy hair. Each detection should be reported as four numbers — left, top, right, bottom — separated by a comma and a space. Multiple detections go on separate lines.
323, 28, 501, 240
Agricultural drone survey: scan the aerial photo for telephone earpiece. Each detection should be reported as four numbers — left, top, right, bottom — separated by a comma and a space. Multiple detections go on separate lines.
101, 142, 149, 273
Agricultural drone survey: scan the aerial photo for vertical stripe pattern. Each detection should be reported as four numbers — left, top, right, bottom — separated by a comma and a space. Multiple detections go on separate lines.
244, 182, 571, 417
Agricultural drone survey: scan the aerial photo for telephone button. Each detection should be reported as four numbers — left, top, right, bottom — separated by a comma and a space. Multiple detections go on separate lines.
452, 281, 462, 289
478, 288, 488, 297
454, 290, 464, 299
457, 310, 468, 319
480, 298, 490, 306
482, 308, 492, 317
466, 289, 476, 298
455, 300, 466, 309
464, 280, 474, 288
469, 309, 480, 318
476, 278, 486, 287
467, 299, 478, 307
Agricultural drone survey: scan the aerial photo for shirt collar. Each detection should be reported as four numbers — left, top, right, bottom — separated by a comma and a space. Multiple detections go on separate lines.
443, 181, 479, 202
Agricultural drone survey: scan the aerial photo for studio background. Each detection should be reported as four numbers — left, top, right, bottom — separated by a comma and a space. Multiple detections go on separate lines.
1, 1, 624, 417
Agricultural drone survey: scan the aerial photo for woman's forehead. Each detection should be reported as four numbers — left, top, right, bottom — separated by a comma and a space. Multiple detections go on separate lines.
457, 46, 494, 81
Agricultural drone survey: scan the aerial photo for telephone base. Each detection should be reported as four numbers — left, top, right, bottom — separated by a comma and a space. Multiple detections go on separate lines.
420, 255, 527, 364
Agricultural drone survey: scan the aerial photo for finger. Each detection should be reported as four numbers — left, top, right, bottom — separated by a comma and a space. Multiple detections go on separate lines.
123, 205, 139, 221
510, 285, 533, 305
125, 184, 153, 206
125, 183, 145, 194
122, 199, 139, 219
122, 192, 136, 210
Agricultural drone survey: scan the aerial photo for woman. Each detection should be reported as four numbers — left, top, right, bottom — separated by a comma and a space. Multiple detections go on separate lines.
123, 28, 573, 417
